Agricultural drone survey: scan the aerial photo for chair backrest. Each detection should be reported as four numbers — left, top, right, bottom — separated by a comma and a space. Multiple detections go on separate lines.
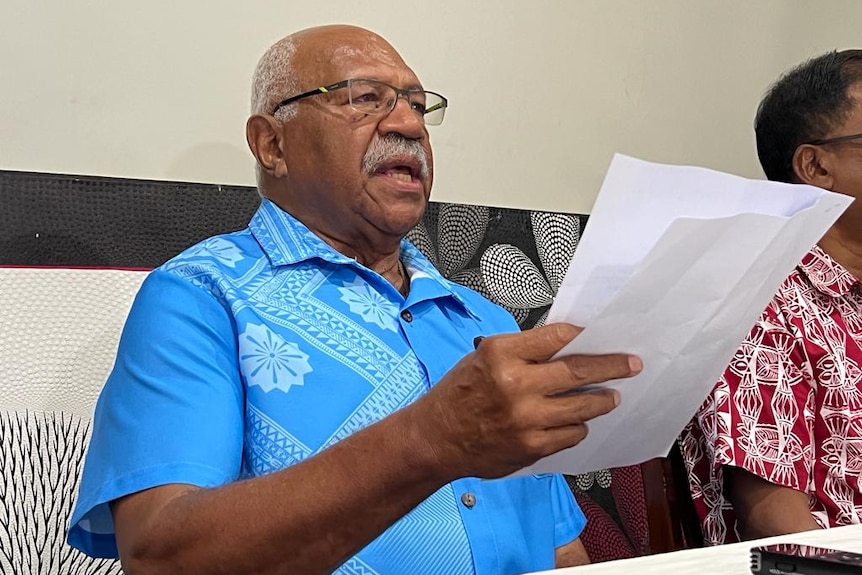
641, 444, 705, 553
0, 169, 700, 570
0, 171, 259, 574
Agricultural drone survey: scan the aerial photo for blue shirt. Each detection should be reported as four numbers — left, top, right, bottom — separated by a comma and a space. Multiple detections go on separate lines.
68, 199, 584, 575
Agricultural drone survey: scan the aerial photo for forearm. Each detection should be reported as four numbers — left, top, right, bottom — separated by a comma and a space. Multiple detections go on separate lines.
725, 466, 822, 541
116, 405, 451, 575
555, 538, 589, 567
736, 500, 822, 540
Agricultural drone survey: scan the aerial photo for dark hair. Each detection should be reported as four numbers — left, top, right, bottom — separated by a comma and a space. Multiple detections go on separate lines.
754, 49, 862, 182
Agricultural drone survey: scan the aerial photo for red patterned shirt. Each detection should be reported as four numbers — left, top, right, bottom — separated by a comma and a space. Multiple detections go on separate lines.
681, 244, 862, 545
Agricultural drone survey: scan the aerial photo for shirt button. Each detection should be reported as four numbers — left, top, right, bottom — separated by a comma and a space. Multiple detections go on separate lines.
460, 492, 476, 508
400, 310, 413, 322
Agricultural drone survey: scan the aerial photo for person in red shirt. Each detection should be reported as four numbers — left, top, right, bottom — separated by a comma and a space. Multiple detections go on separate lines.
682, 49, 862, 545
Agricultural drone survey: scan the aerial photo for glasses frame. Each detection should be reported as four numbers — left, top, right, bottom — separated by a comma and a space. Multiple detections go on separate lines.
803, 132, 862, 146
271, 78, 448, 124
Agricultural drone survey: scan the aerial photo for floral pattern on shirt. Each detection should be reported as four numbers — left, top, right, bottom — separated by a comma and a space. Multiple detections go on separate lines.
239, 323, 313, 393
183, 237, 245, 268
337, 278, 400, 332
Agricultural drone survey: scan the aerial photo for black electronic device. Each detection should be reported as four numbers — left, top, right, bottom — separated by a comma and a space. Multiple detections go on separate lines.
751, 543, 862, 575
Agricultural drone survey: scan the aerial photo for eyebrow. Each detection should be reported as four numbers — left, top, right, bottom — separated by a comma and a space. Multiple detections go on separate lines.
352, 74, 424, 91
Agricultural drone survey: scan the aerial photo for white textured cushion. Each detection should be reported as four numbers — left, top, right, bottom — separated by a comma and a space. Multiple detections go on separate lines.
1, 267, 146, 574
0, 268, 146, 416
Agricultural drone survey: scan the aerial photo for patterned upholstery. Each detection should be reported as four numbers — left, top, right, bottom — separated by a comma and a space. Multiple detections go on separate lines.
0, 412, 120, 575
0, 169, 657, 572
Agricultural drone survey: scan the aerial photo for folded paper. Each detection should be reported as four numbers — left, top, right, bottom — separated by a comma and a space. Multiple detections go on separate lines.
522, 154, 853, 476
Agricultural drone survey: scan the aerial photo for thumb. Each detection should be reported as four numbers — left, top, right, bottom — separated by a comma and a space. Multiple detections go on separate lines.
492, 323, 583, 362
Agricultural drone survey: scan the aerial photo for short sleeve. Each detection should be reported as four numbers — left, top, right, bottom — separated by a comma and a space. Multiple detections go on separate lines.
67, 270, 244, 558
697, 299, 815, 492
550, 474, 586, 546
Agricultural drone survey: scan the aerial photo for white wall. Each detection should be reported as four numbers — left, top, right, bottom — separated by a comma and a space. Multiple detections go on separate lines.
1, 1, 860, 213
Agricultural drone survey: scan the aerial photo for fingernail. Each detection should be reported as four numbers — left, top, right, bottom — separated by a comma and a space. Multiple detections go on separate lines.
613, 389, 622, 407
628, 356, 643, 374
473, 336, 485, 349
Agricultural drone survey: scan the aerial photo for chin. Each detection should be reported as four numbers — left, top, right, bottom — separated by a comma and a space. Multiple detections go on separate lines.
383, 206, 427, 237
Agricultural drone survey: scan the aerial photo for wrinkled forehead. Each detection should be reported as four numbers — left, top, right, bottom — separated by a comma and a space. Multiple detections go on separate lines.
297, 33, 422, 89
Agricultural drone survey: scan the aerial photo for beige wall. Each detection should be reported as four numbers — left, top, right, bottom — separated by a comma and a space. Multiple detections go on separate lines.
1, 1, 860, 213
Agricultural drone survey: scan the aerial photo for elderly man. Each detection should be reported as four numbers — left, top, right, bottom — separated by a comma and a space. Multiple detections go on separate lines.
683, 49, 862, 545
68, 25, 641, 575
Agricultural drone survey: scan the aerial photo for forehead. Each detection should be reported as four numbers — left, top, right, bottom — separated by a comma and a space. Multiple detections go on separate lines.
300, 35, 422, 89
845, 83, 862, 125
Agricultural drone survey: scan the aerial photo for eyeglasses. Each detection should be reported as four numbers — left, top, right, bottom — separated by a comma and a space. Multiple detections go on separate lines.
271, 78, 448, 125
803, 132, 862, 146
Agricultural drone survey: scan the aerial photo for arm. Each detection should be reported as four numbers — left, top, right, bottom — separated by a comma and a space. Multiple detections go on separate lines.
724, 466, 821, 540
556, 538, 590, 567
113, 323, 641, 575
113, 404, 452, 575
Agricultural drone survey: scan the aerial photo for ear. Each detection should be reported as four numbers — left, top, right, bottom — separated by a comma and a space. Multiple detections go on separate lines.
246, 115, 289, 179
791, 144, 835, 189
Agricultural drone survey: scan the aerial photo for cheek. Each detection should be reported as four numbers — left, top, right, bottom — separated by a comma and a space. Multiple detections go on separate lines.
835, 165, 862, 195
425, 144, 434, 173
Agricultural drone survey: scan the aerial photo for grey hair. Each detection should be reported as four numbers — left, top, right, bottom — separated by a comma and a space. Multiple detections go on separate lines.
250, 36, 301, 121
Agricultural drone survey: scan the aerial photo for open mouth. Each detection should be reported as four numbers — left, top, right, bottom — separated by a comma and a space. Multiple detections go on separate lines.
374, 156, 423, 182
380, 166, 416, 182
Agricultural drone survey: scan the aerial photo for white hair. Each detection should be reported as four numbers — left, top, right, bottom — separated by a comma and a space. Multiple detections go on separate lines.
250, 36, 300, 121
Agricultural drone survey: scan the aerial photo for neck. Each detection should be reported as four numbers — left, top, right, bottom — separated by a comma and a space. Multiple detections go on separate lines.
819, 224, 862, 281
315, 229, 409, 295
352, 251, 409, 296
385, 258, 410, 297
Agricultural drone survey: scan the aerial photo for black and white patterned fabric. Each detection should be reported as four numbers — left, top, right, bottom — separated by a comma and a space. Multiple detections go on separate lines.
480, 212, 581, 327
1, 412, 120, 575
0, 169, 637, 569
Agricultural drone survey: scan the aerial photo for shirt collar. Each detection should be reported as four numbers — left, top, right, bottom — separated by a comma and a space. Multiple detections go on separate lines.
400, 240, 476, 312
248, 199, 475, 311
249, 199, 355, 266
798, 243, 861, 297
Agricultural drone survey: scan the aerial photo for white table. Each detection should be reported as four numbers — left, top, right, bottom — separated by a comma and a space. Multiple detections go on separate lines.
530, 524, 862, 574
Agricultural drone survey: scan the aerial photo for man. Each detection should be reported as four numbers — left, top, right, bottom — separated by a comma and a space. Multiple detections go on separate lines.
682, 49, 862, 545
67, 25, 642, 574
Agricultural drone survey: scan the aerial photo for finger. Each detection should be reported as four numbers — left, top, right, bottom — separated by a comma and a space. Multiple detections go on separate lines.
541, 388, 620, 428
534, 423, 591, 456
534, 353, 642, 396
479, 323, 585, 363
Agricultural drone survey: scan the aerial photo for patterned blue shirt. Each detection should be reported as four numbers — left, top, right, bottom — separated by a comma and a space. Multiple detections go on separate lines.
68, 199, 584, 574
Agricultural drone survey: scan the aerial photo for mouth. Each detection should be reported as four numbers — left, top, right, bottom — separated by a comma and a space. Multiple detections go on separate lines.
373, 156, 423, 183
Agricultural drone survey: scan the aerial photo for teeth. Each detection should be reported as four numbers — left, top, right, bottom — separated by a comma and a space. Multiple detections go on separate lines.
390, 172, 412, 182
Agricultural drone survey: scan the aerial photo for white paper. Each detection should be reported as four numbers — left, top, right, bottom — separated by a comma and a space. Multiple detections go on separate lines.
522, 154, 852, 476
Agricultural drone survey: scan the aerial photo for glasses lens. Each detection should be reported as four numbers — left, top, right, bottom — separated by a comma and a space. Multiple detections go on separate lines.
346, 80, 446, 125
423, 92, 446, 125
347, 80, 392, 114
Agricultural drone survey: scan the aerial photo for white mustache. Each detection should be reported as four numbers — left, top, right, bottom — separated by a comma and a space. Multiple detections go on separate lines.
362, 134, 429, 179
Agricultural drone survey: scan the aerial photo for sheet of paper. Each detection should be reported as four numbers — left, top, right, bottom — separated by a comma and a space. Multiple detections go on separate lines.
522, 154, 852, 476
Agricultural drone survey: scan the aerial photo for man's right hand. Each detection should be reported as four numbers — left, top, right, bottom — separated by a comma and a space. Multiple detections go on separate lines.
411, 322, 642, 480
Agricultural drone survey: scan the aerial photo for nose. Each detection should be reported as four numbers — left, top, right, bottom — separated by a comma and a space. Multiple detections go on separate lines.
377, 94, 427, 140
